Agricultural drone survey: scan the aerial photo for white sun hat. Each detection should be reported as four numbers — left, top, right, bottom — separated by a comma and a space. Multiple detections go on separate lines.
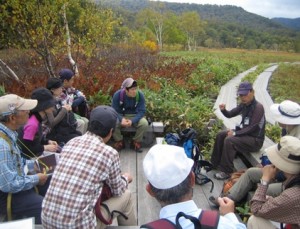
270, 100, 300, 125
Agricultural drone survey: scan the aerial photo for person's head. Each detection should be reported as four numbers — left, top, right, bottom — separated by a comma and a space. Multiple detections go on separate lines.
237, 81, 254, 105
0, 94, 37, 130
270, 100, 300, 129
58, 68, 75, 88
143, 144, 195, 206
87, 105, 117, 141
46, 77, 64, 97
266, 136, 300, 176
121, 77, 138, 98
31, 87, 56, 117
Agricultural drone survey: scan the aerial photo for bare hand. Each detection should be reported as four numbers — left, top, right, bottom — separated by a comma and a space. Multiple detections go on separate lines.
62, 104, 72, 111
219, 104, 226, 110
218, 197, 235, 215
227, 130, 234, 136
122, 172, 133, 183
262, 165, 277, 182
121, 118, 131, 127
37, 173, 48, 185
44, 144, 58, 152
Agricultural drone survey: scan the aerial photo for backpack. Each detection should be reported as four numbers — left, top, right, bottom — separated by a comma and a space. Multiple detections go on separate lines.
140, 210, 220, 229
164, 128, 215, 192
119, 89, 140, 110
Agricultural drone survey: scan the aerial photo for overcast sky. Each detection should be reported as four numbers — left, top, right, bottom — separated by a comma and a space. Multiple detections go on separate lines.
150, 0, 300, 19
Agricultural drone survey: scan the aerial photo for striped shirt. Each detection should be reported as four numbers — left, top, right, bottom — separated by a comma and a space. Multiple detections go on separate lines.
41, 132, 127, 228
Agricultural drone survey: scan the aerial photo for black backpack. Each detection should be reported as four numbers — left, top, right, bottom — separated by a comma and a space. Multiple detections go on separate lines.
140, 210, 220, 229
165, 128, 214, 192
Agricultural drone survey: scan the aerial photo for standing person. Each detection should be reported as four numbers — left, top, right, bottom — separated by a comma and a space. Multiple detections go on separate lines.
42, 105, 137, 229
141, 144, 246, 229
58, 68, 89, 134
0, 94, 49, 223
209, 99, 300, 206
111, 77, 148, 152
247, 136, 300, 229
18, 87, 59, 158
211, 81, 266, 179
45, 77, 82, 144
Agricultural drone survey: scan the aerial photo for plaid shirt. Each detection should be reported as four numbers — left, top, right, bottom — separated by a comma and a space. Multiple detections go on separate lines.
41, 132, 127, 229
250, 175, 300, 228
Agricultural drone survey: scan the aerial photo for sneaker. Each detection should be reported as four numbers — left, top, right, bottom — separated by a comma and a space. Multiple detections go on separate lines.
214, 171, 231, 180
130, 140, 143, 153
209, 196, 220, 207
113, 140, 124, 151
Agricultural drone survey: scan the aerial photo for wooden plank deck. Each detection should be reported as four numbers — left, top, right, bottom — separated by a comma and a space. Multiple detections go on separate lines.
116, 146, 227, 227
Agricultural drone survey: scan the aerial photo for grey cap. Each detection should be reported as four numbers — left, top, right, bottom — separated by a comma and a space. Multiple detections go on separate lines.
90, 105, 118, 131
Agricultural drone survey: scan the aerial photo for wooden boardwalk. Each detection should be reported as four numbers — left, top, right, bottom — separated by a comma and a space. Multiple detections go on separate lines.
117, 147, 226, 226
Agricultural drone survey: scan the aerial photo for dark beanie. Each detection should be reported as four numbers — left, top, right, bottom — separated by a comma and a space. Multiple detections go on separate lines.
59, 68, 74, 81
46, 77, 63, 90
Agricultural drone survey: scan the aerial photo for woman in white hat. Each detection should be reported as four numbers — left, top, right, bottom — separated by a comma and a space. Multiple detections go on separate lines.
270, 100, 300, 138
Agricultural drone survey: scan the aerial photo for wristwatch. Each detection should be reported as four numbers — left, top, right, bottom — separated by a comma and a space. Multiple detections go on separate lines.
260, 179, 269, 186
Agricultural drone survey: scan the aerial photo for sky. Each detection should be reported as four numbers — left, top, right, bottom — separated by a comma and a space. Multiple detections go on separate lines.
150, 0, 300, 19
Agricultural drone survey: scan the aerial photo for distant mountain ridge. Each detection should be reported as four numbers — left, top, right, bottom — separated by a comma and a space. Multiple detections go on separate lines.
271, 18, 300, 31
99, 0, 300, 52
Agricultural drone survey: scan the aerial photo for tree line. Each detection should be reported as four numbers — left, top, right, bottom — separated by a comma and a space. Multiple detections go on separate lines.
0, 0, 299, 81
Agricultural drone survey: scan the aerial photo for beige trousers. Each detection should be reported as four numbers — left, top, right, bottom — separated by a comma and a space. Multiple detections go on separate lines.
96, 189, 137, 229
247, 215, 281, 229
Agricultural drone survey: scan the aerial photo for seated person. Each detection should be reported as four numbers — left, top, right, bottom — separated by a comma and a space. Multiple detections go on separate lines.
45, 77, 82, 144
111, 77, 148, 152
209, 99, 300, 206
58, 68, 90, 133
211, 81, 266, 180
141, 144, 246, 229
0, 94, 49, 223
42, 106, 136, 229
248, 136, 300, 229
18, 88, 59, 158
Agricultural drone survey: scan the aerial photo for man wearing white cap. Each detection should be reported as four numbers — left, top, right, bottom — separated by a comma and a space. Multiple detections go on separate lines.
248, 136, 300, 229
0, 94, 49, 223
142, 144, 246, 229
112, 77, 148, 152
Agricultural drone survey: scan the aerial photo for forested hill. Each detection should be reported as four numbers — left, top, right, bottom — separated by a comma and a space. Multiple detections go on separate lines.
272, 18, 300, 31
100, 0, 296, 35
97, 0, 300, 51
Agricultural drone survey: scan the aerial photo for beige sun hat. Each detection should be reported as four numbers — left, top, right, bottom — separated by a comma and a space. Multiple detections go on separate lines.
266, 136, 300, 174
0, 94, 37, 117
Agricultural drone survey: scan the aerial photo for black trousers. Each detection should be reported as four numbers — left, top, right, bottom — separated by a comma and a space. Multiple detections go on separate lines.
210, 130, 263, 173
0, 177, 51, 224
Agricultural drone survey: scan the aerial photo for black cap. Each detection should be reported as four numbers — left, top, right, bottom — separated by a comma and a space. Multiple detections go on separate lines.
59, 68, 74, 81
31, 87, 56, 112
46, 77, 63, 90
90, 106, 118, 131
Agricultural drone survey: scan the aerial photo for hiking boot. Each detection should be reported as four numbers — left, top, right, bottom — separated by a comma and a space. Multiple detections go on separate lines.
209, 196, 220, 208
214, 171, 230, 180
113, 140, 125, 151
130, 140, 143, 153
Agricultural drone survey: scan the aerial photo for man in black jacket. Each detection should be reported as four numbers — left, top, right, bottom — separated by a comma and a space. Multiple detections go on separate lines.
211, 82, 266, 180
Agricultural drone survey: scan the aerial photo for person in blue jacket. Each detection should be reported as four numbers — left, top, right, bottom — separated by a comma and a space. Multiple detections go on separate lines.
111, 77, 148, 152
